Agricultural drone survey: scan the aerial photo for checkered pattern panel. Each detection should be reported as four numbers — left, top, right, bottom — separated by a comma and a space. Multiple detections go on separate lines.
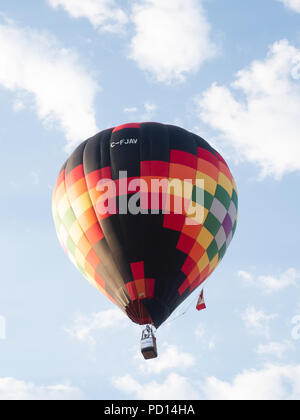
173, 147, 238, 296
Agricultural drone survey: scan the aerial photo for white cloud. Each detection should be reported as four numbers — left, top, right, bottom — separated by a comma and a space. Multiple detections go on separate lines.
66, 308, 126, 345
258, 269, 299, 293
48, 0, 128, 33
203, 364, 300, 400
138, 343, 195, 375
242, 306, 278, 338
256, 341, 294, 359
141, 102, 157, 120
123, 102, 158, 121
113, 365, 300, 400
124, 107, 138, 114
238, 268, 300, 294
112, 373, 200, 400
238, 271, 254, 284
0, 18, 99, 152
0, 377, 82, 400
197, 40, 300, 178
278, 0, 300, 13
130, 0, 217, 84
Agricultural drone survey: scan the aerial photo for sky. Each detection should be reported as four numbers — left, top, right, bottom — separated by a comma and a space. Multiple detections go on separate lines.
0, 0, 300, 400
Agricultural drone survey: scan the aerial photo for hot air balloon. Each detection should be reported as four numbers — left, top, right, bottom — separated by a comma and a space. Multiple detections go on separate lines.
52, 123, 238, 359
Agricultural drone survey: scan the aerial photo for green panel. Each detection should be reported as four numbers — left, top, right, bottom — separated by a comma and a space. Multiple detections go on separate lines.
66, 235, 76, 256
207, 239, 219, 261
215, 185, 231, 210
231, 189, 238, 209
192, 186, 214, 211
63, 207, 77, 230
77, 264, 87, 277
218, 242, 227, 261
54, 213, 61, 230
204, 190, 214, 210
204, 212, 222, 237
232, 220, 237, 237
192, 185, 203, 205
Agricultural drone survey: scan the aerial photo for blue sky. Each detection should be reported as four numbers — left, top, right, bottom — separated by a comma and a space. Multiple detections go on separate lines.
0, 0, 300, 400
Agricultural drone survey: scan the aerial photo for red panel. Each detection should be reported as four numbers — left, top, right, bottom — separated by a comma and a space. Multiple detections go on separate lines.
66, 164, 84, 187
131, 262, 145, 280
169, 163, 196, 182
170, 150, 197, 169
151, 161, 169, 177
86, 223, 104, 245
179, 278, 190, 296
189, 242, 206, 263
53, 175, 66, 203
126, 282, 138, 301
163, 213, 186, 232
181, 256, 195, 277
145, 278, 155, 299
86, 249, 101, 269
189, 267, 211, 292
54, 169, 65, 193
198, 148, 219, 168
113, 123, 141, 133
190, 275, 204, 292
218, 161, 233, 182
181, 223, 202, 239
94, 272, 105, 289
200, 266, 210, 281
141, 161, 169, 177
197, 158, 219, 182
215, 151, 228, 166
176, 233, 195, 255
86, 168, 112, 189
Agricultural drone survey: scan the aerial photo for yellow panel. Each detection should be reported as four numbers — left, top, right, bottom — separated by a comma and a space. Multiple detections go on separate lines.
72, 192, 93, 217
54, 183, 66, 205
85, 260, 95, 280
232, 178, 238, 193
209, 254, 219, 273
196, 171, 217, 196
218, 173, 233, 197
75, 247, 86, 269
186, 203, 206, 226
69, 221, 84, 244
57, 195, 70, 218
68, 178, 88, 202
197, 253, 210, 272
77, 236, 92, 258
196, 226, 214, 249
52, 200, 58, 218
167, 178, 185, 198
78, 208, 98, 232
58, 224, 69, 247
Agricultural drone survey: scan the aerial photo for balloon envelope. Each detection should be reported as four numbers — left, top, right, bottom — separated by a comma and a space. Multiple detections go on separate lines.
52, 123, 238, 328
